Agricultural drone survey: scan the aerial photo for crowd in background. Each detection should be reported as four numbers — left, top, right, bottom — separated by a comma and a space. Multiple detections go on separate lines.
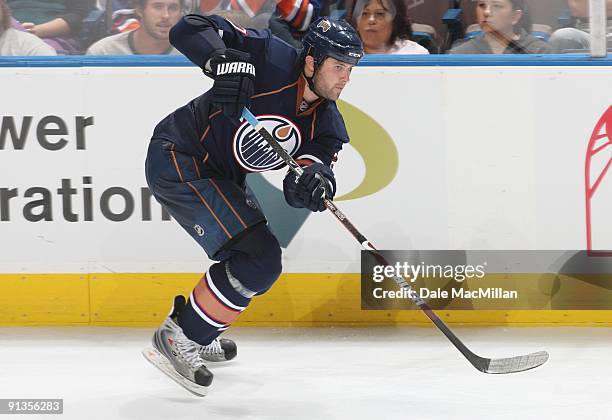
0, 0, 610, 56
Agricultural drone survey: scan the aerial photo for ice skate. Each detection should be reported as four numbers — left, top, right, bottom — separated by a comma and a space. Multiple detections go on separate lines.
199, 337, 237, 362
142, 296, 213, 397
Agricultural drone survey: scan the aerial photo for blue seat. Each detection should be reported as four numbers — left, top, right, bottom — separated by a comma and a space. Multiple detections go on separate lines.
530, 24, 552, 42
411, 23, 439, 54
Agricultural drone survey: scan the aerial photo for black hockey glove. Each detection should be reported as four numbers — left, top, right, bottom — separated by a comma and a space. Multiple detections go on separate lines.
207, 49, 255, 122
283, 163, 336, 212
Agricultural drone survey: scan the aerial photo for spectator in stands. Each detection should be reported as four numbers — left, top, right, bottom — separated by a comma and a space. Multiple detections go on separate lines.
449, 0, 551, 54
7, 0, 96, 54
549, 0, 612, 53
87, 0, 183, 55
0, 0, 55, 55
351, 0, 429, 54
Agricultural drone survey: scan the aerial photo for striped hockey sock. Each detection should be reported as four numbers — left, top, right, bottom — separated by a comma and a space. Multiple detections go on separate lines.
178, 262, 251, 346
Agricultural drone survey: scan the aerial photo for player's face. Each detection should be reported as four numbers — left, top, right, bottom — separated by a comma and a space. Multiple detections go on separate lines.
356, 0, 394, 52
476, 0, 521, 35
138, 0, 183, 41
312, 57, 354, 101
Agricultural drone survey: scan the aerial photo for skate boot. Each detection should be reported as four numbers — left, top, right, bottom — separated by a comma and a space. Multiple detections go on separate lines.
199, 337, 237, 362
142, 296, 213, 396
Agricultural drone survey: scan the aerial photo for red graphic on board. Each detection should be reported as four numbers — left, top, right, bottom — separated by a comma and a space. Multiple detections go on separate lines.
585, 105, 612, 256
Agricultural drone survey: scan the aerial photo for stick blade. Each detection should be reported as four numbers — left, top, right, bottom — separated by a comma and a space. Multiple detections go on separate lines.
481, 350, 549, 374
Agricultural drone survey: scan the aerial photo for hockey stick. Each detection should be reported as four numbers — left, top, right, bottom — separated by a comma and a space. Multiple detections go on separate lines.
241, 107, 549, 374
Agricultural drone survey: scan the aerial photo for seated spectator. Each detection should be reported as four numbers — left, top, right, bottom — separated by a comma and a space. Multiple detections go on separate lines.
87, 0, 183, 55
549, 0, 612, 53
449, 0, 552, 54
351, 0, 429, 54
0, 0, 56, 55
7, 0, 96, 54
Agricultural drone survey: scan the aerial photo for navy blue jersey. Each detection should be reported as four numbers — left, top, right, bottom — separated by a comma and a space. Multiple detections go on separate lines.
151, 14, 350, 185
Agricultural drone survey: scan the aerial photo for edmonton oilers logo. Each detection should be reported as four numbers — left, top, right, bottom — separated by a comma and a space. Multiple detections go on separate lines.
233, 115, 302, 172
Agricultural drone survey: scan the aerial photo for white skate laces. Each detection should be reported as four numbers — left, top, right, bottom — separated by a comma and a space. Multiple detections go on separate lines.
173, 326, 206, 370
200, 338, 223, 357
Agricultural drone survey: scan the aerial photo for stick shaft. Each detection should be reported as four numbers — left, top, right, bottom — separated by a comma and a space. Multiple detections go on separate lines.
241, 108, 480, 363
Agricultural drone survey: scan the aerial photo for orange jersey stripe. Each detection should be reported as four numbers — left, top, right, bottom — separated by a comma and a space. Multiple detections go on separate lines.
200, 110, 222, 143
192, 156, 202, 179
252, 80, 299, 99
310, 108, 317, 141
199, 126, 211, 143
295, 158, 315, 167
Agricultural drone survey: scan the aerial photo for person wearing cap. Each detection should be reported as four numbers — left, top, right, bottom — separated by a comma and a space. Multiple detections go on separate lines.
143, 14, 364, 395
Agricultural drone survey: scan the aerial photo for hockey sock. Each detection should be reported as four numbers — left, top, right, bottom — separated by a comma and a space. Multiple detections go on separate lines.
178, 262, 251, 346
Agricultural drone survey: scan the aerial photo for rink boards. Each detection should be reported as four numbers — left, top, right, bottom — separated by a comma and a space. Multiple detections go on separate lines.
0, 55, 611, 325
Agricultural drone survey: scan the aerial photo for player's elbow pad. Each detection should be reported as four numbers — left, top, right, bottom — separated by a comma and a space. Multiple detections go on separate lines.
168, 18, 194, 49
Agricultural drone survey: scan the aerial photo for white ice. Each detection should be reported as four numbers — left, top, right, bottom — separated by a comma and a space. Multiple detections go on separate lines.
0, 326, 609, 420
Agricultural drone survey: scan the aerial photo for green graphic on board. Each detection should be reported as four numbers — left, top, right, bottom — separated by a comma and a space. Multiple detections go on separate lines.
248, 100, 398, 247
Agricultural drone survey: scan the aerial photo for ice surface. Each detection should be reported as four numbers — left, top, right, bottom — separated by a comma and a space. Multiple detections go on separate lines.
0, 326, 609, 420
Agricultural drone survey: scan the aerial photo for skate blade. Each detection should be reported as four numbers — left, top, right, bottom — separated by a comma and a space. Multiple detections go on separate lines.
142, 347, 209, 397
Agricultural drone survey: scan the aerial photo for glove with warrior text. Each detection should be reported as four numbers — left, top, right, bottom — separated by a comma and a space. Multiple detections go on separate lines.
283, 163, 336, 212
207, 49, 255, 121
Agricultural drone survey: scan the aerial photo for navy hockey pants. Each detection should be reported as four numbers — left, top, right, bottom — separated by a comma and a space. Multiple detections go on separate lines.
145, 139, 282, 345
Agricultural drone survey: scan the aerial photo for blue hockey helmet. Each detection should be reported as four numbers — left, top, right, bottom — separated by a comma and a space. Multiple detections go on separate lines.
300, 18, 364, 66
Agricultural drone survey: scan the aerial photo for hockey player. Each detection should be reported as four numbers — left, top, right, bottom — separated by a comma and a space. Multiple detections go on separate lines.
143, 13, 363, 395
